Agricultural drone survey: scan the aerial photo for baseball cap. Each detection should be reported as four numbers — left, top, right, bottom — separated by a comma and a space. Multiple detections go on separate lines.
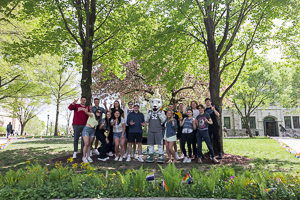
134, 103, 140, 107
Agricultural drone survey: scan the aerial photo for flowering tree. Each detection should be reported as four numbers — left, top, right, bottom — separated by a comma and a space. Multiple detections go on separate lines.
92, 59, 211, 105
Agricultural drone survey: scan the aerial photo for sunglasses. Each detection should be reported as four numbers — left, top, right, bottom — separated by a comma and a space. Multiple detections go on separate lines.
128, 104, 133, 105
96, 111, 102, 113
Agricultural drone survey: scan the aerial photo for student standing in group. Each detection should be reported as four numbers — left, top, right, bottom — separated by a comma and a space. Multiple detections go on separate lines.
180, 109, 196, 163
204, 98, 222, 159
195, 104, 219, 164
68, 97, 90, 159
96, 111, 112, 161
81, 108, 102, 163
190, 100, 199, 160
91, 98, 106, 156
164, 110, 178, 163
126, 103, 145, 162
110, 110, 126, 161
178, 103, 188, 159
122, 100, 136, 159
110, 100, 124, 118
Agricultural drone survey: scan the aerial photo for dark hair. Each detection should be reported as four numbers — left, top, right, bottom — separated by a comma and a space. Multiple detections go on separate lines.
179, 103, 183, 105
190, 100, 198, 108
114, 100, 120, 110
114, 110, 122, 125
168, 103, 174, 106
105, 111, 112, 131
186, 109, 193, 113
94, 108, 102, 121
197, 104, 205, 109
205, 98, 211, 102
128, 101, 133, 105
81, 96, 87, 100
94, 98, 99, 101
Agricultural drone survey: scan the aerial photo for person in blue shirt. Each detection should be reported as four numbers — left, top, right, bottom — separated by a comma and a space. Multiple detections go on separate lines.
126, 103, 145, 162
7, 122, 12, 138
164, 110, 178, 163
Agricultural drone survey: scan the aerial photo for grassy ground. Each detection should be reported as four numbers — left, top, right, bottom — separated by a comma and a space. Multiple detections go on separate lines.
1, 137, 299, 176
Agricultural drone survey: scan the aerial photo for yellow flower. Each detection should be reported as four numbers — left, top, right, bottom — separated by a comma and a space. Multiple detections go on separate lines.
112, 173, 116, 175
157, 187, 159, 190
26, 161, 30, 164
297, 171, 299, 174
67, 157, 74, 163
135, 188, 138, 191
254, 195, 256, 198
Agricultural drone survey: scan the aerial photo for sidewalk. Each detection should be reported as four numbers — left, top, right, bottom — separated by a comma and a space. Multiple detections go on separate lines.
51, 198, 245, 200
277, 137, 300, 153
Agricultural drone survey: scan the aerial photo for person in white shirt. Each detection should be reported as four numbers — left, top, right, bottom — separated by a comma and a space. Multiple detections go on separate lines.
110, 110, 126, 161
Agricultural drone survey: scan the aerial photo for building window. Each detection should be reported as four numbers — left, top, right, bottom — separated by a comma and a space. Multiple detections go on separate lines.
284, 117, 291, 129
293, 116, 300, 128
241, 117, 256, 129
224, 117, 231, 129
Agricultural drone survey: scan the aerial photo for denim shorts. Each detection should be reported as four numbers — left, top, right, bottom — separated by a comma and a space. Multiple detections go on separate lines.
82, 126, 95, 138
113, 132, 126, 139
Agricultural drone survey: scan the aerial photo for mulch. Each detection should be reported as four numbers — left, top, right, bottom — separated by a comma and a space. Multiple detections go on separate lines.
49, 153, 254, 166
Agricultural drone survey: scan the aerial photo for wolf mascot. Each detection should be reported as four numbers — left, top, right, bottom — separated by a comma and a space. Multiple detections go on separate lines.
145, 93, 166, 163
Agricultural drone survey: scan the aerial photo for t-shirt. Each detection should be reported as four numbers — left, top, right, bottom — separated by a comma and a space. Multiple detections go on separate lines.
86, 113, 99, 129
111, 108, 124, 119
148, 111, 163, 133
124, 107, 134, 126
100, 118, 112, 132
192, 109, 200, 118
68, 103, 90, 125
111, 117, 125, 133
204, 107, 220, 128
182, 117, 194, 134
92, 106, 105, 125
196, 112, 211, 130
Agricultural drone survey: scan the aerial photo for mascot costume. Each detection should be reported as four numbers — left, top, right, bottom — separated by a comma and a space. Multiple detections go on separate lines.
145, 90, 166, 163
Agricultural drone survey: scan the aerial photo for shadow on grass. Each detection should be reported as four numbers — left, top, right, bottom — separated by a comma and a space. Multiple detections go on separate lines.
11, 138, 74, 145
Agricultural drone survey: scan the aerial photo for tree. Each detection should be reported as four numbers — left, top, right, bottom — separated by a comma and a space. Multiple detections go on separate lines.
232, 56, 291, 137
1, 0, 145, 106
33, 54, 78, 136
92, 59, 210, 104
24, 116, 46, 136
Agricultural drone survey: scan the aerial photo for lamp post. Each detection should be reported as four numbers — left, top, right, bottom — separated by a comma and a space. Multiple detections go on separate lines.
50, 122, 52, 136
46, 114, 49, 136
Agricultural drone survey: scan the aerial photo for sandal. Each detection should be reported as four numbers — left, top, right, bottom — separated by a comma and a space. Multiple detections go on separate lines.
167, 159, 173, 164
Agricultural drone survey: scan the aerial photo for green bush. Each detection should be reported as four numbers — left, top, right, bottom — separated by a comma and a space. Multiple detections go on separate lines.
0, 162, 299, 200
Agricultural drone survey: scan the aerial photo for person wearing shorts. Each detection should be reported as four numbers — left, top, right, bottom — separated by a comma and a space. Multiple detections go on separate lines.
164, 110, 178, 163
81, 108, 102, 163
110, 110, 126, 161
126, 103, 145, 162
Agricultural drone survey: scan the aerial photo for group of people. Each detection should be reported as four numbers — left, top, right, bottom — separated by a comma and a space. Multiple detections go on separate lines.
68, 96, 222, 164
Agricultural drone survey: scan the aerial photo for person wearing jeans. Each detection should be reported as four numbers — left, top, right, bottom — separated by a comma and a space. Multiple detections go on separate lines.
68, 96, 90, 159
195, 104, 219, 164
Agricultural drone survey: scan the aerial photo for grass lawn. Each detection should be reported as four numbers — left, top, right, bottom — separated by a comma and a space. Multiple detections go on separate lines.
1, 137, 299, 176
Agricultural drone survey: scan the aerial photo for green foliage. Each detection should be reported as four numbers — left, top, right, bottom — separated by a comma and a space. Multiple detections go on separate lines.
132, 165, 148, 192
159, 163, 183, 194
24, 116, 45, 136
119, 171, 131, 193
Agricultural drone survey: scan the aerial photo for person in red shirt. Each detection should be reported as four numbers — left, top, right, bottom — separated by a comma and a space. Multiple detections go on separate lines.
68, 96, 90, 158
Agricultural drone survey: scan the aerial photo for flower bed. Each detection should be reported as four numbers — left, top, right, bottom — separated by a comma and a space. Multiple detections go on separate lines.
0, 161, 299, 200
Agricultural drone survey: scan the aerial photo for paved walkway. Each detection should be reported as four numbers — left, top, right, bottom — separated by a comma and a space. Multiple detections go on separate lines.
51, 198, 244, 200
276, 137, 300, 153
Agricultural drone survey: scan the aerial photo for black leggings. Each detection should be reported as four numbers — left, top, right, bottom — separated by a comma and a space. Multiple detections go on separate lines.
192, 130, 197, 158
107, 130, 114, 153
181, 133, 193, 157
209, 126, 221, 154
95, 128, 109, 159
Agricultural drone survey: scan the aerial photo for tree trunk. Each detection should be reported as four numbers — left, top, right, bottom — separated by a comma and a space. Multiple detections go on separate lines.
245, 116, 253, 137
54, 97, 60, 136
81, 54, 92, 106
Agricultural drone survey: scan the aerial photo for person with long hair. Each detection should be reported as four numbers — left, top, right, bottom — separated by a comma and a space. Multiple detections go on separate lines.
81, 108, 102, 163
110, 100, 124, 118
180, 109, 196, 163
110, 110, 126, 161
164, 110, 178, 163
195, 104, 219, 164
190, 100, 199, 160
96, 111, 112, 161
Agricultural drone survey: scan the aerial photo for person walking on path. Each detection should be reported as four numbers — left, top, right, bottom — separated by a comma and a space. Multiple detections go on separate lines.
126, 103, 145, 162
6, 122, 12, 138
196, 104, 219, 164
81, 108, 102, 163
204, 98, 222, 159
68, 96, 90, 159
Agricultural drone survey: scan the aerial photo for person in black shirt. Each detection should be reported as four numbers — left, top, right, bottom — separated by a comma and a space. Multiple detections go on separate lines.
204, 98, 222, 159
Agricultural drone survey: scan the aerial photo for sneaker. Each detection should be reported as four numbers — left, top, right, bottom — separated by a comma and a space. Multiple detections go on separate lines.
180, 154, 184, 159
105, 157, 110, 160
119, 157, 123, 162
73, 152, 77, 159
145, 154, 154, 163
98, 158, 107, 161
126, 156, 131, 162
209, 155, 212, 160
123, 153, 127, 159
157, 154, 165, 163
109, 152, 113, 157
87, 157, 93, 163
186, 158, 191, 163
212, 157, 219, 163
198, 158, 202, 164
218, 153, 223, 159
175, 155, 180, 160
133, 154, 138, 160
82, 157, 89, 163
93, 149, 100, 155
90, 150, 93, 157
183, 157, 188, 163
114, 156, 119, 161
138, 157, 144, 163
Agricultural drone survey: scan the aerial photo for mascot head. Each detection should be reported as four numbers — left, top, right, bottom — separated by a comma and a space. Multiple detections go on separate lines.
149, 89, 163, 112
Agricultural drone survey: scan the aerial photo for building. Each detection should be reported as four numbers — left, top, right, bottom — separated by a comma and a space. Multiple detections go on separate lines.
0, 105, 21, 134
222, 105, 300, 137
